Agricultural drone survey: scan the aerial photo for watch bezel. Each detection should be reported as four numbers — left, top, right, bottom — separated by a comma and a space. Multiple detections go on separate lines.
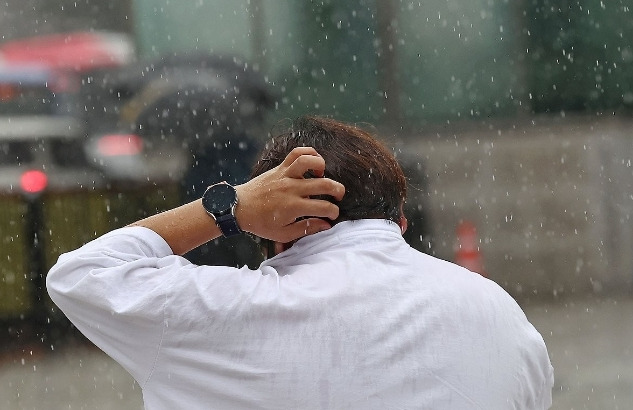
201, 183, 242, 237
202, 183, 238, 218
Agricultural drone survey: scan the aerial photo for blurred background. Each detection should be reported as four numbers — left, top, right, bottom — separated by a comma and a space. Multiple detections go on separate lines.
1, 0, 633, 408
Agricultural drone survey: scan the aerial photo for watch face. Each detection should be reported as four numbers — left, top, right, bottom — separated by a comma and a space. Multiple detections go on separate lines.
202, 183, 237, 215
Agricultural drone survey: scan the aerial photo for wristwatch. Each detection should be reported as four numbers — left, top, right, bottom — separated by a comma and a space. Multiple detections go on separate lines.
201, 182, 243, 237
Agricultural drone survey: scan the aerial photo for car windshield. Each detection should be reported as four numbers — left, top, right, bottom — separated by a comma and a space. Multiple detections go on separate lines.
0, 140, 32, 165
0, 83, 56, 115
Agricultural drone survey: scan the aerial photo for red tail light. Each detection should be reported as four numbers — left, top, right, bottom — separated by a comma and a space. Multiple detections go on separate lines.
0, 83, 17, 101
97, 134, 143, 156
20, 170, 48, 194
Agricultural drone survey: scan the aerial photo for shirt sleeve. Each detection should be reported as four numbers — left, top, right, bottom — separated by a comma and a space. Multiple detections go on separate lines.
46, 226, 186, 386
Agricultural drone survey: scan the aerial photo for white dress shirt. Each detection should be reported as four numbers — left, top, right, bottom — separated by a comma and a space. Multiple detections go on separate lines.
47, 219, 553, 409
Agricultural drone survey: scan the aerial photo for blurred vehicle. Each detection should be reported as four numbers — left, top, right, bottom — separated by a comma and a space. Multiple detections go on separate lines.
79, 51, 274, 186
0, 64, 103, 195
0, 31, 133, 71
0, 31, 187, 185
0, 31, 137, 194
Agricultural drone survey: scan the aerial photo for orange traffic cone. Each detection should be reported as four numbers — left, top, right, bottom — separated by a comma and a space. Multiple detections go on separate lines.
454, 220, 486, 276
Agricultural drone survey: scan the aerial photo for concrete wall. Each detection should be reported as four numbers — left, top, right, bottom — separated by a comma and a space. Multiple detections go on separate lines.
401, 115, 633, 300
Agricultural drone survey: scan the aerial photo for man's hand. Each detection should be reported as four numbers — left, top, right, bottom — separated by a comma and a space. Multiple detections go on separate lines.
236, 147, 345, 243
129, 147, 344, 255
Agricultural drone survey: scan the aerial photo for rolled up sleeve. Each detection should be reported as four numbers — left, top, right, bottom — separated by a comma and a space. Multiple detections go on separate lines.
46, 226, 186, 386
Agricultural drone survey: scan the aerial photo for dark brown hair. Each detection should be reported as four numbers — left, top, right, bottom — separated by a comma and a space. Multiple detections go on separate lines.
251, 115, 407, 225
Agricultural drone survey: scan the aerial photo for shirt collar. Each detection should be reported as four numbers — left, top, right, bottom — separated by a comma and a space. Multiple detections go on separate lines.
261, 219, 403, 266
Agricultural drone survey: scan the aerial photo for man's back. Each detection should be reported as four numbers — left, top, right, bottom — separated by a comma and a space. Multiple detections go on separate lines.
48, 219, 553, 409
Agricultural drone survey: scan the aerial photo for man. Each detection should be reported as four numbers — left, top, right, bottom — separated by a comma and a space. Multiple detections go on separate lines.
47, 116, 554, 409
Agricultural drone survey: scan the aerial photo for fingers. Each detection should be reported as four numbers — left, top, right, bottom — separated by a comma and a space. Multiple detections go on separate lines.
272, 197, 339, 229
285, 152, 326, 179
281, 147, 345, 200
295, 177, 345, 201
293, 197, 340, 221
282, 147, 322, 170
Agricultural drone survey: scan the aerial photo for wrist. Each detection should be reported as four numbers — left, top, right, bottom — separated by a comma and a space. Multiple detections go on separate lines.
233, 184, 251, 234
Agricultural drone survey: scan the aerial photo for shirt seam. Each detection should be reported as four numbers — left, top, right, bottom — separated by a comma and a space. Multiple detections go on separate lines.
432, 372, 483, 409
140, 276, 170, 388
534, 365, 554, 407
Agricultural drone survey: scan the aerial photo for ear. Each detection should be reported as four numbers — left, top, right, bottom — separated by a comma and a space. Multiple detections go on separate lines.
399, 215, 408, 235
398, 202, 408, 234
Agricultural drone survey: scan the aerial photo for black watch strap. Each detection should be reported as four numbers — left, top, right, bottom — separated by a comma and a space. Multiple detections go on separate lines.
216, 213, 242, 237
